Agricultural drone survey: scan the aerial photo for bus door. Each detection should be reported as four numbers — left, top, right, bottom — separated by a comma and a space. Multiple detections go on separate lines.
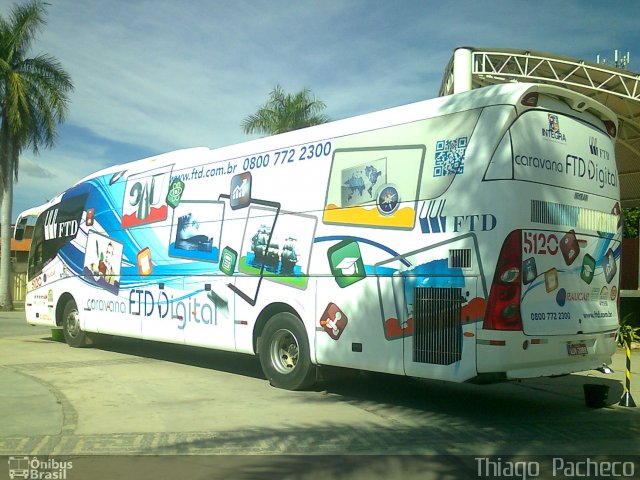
162, 197, 234, 349
376, 234, 485, 381
140, 279, 185, 344
82, 229, 140, 337
182, 276, 235, 350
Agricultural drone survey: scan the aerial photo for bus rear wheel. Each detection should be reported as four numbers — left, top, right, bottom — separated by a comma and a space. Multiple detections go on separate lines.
62, 299, 90, 348
259, 312, 316, 390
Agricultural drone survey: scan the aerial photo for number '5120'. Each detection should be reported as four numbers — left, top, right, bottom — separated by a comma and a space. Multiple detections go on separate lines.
523, 231, 559, 255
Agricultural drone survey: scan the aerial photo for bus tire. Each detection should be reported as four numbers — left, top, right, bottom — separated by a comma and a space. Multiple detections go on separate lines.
259, 312, 316, 390
62, 299, 90, 348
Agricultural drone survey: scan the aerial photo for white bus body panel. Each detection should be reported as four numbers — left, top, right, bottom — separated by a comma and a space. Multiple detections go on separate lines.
21, 82, 620, 384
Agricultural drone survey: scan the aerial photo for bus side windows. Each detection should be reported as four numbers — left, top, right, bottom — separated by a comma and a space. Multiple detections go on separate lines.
27, 192, 88, 280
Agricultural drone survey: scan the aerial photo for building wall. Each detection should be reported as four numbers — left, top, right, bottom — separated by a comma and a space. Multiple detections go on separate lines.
621, 237, 639, 290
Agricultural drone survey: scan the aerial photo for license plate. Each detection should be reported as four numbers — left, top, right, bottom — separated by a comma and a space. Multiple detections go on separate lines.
567, 342, 588, 356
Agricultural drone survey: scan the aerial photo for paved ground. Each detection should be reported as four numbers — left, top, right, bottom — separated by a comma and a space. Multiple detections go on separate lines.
1, 310, 639, 479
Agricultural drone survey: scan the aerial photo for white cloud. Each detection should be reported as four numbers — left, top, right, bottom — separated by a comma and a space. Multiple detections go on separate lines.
37, 0, 367, 151
13, 150, 107, 217
19, 158, 55, 179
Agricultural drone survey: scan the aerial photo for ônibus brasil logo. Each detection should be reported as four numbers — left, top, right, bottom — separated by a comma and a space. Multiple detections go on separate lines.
8, 456, 73, 479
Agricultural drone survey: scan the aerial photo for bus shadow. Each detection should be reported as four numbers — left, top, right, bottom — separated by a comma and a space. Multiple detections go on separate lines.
91, 335, 267, 381
47, 332, 631, 423
315, 365, 629, 421
72, 450, 482, 480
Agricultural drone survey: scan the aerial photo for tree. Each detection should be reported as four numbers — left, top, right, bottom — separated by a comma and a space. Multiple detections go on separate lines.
0, 0, 73, 310
623, 207, 640, 238
241, 84, 329, 136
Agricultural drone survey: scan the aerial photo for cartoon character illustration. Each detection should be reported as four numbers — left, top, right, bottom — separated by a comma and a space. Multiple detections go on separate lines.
100, 242, 115, 284
84, 232, 122, 294
91, 241, 116, 285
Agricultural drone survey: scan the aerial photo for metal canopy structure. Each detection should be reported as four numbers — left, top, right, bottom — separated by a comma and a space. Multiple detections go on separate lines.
439, 47, 640, 207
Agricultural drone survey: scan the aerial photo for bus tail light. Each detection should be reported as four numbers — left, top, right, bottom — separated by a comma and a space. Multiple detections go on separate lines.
484, 230, 523, 331
520, 93, 539, 107
603, 120, 617, 138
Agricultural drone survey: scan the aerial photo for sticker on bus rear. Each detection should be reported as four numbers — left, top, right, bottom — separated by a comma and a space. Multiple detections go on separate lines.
560, 230, 579, 265
602, 249, 617, 284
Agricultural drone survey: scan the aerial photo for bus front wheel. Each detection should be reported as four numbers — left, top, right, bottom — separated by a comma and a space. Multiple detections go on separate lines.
62, 299, 90, 348
259, 312, 316, 390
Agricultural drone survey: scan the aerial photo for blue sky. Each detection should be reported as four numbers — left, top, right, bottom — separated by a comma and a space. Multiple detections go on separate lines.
3, 0, 639, 220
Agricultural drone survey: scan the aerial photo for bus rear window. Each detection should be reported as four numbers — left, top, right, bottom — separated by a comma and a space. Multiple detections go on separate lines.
488, 110, 618, 200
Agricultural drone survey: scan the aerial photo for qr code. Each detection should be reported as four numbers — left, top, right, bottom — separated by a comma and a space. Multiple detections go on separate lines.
433, 137, 468, 177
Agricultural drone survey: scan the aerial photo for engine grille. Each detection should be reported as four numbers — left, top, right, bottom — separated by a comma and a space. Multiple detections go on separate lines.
413, 287, 462, 365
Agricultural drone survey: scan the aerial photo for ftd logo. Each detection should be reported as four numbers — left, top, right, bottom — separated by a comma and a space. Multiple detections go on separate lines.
452, 214, 497, 232
419, 200, 446, 233
420, 200, 497, 234
43, 208, 79, 241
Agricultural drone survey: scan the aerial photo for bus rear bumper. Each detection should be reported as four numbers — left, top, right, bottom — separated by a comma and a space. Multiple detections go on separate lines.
476, 330, 617, 380
25, 310, 57, 328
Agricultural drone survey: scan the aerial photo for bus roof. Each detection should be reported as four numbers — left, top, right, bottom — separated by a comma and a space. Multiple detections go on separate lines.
34, 82, 619, 202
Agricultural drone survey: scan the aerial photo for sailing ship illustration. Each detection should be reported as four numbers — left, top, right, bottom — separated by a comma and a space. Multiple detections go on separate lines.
250, 225, 270, 266
281, 237, 298, 274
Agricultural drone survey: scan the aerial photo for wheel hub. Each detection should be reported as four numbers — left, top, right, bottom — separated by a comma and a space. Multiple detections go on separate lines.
67, 310, 80, 338
270, 329, 299, 374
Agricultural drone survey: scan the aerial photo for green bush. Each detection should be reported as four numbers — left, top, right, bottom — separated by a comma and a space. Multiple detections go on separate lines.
618, 313, 640, 346
622, 207, 640, 238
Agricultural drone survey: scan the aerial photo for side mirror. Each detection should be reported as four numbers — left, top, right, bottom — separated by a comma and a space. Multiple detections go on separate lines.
14, 217, 28, 241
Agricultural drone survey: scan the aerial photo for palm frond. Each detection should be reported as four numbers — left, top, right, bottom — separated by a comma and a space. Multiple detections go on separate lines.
242, 85, 329, 136
3, 0, 46, 63
0, 1, 73, 184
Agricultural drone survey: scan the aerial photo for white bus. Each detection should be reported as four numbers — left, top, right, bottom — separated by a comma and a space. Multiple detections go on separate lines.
16, 82, 621, 390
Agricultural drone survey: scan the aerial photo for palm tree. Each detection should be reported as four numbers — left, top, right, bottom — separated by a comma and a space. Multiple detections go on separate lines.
0, 0, 73, 310
241, 84, 329, 135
